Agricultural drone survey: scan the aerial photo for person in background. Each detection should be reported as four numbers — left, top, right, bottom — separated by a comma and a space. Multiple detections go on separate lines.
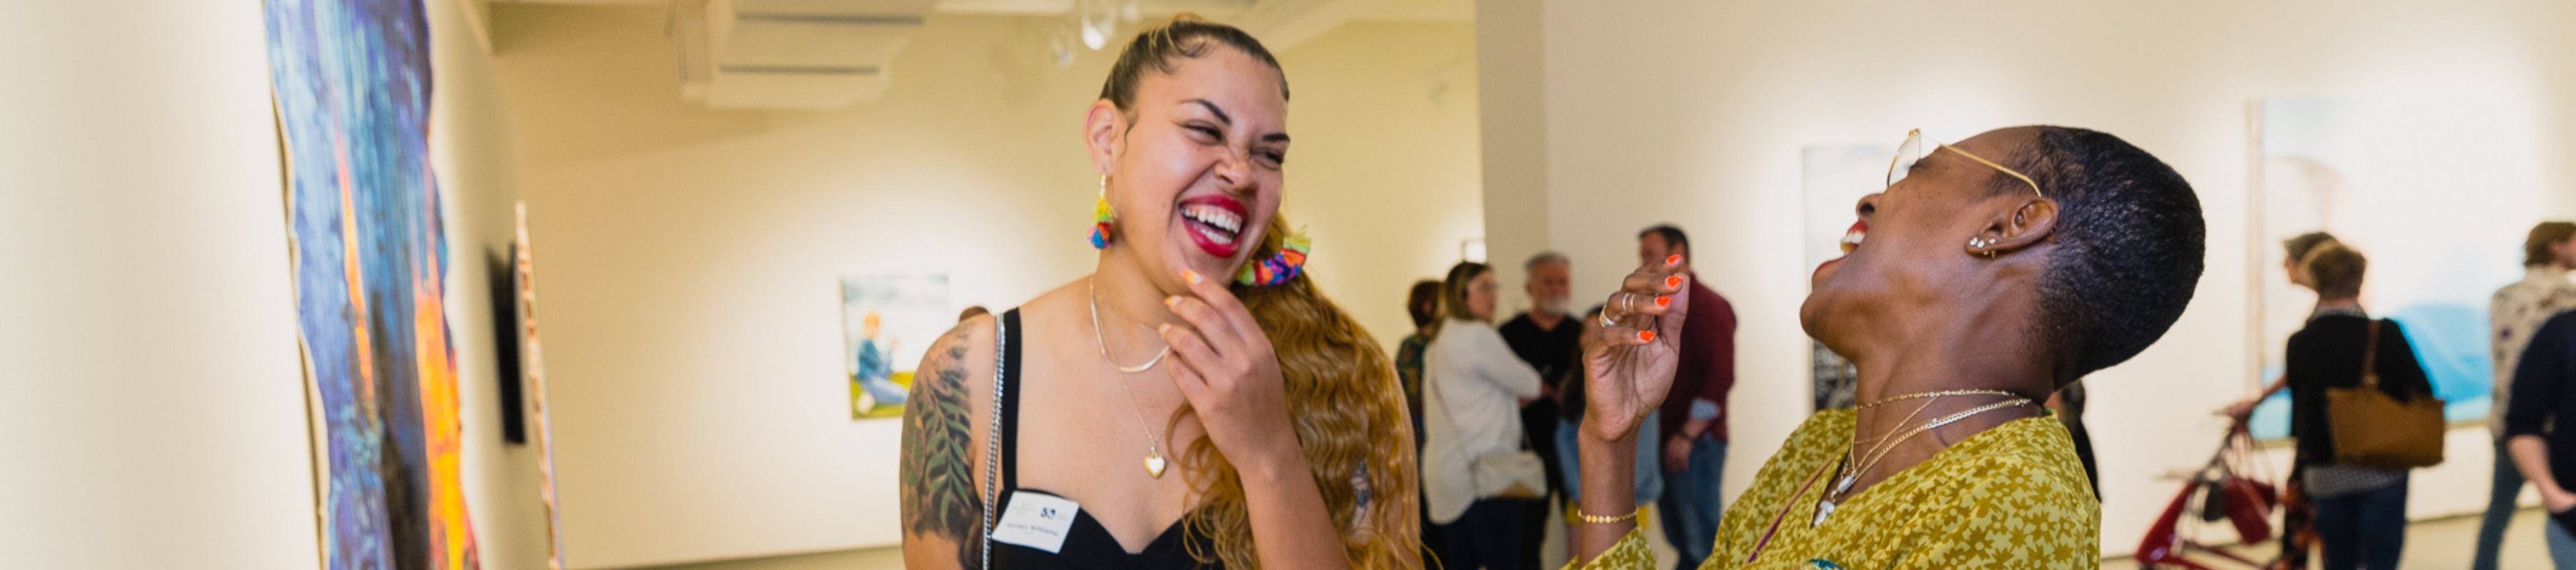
2228, 231, 2341, 570
2233, 244, 2434, 570
2504, 309, 2576, 569
2477, 221, 2576, 570
1636, 224, 1736, 570
2283, 232, 2341, 294
1397, 278, 1445, 564
1399, 279, 1445, 449
1500, 252, 1579, 567
957, 306, 991, 323
1558, 304, 1663, 555
2046, 380, 2098, 502
1423, 261, 1544, 570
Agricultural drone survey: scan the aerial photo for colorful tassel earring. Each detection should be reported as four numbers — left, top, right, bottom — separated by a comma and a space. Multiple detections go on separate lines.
1237, 227, 1311, 286
1088, 176, 1114, 249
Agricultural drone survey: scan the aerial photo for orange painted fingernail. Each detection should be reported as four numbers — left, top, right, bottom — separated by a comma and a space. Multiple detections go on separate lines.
1165, 296, 1180, 307
1666, 276, 1683, 288
1666, 255, 1682, 266
1158, 323, 1171, 333
1638, 331, 1656, 343
1656, 296, 1671, 308
1182, 270, 1202, 285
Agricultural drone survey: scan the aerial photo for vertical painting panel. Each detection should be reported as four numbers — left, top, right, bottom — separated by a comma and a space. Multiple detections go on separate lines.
2249, 97, 2540, 438
842, 274, 953, 420
267, 0, 481, 568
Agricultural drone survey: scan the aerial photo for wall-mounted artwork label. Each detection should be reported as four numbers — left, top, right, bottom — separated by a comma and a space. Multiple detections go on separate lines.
843, 274, 953, 420
2249, 96, 2542, 439
267, 0, 482, 567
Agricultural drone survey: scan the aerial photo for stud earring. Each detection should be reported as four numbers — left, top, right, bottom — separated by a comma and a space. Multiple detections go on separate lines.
1088, 176, 1114, 249
1238, 227, 1312, 286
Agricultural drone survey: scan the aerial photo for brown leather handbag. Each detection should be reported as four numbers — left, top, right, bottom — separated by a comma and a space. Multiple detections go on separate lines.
2325, 320, 2446, 469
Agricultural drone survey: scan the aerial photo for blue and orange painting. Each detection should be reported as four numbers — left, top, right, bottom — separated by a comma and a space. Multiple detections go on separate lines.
267, 0, 480, 568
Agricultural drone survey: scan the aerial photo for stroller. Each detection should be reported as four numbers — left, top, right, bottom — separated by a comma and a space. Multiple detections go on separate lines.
2135, 418, 2308, 570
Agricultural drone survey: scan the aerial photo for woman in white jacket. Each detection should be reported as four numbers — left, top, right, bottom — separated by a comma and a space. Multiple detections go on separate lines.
1422, 261, 1545, 570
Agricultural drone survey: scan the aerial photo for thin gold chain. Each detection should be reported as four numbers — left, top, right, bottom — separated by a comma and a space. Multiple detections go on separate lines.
1854, 388, 2022, 410
1833, 398, 2033, 501
1088, 278, 1171, 373
1087, 278, 1168, 466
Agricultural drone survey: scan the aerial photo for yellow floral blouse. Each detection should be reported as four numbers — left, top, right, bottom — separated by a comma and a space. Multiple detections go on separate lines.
1571, 410, 2098, 570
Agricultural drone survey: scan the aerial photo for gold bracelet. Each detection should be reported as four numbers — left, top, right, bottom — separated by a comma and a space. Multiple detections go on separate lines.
1572, 507, 1641, 524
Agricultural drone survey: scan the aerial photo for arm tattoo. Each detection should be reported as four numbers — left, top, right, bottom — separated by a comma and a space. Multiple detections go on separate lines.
900, 326, 983, 569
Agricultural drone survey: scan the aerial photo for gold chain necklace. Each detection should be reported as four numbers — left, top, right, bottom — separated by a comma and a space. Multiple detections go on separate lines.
1854, 388, 2022, 410
1815, 397, 2033, 526
1087, 278, 1171, 478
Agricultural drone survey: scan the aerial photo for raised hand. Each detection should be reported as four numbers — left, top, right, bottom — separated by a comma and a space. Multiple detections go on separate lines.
1582, 255, 1690, 442
1160, 269, 1300, 472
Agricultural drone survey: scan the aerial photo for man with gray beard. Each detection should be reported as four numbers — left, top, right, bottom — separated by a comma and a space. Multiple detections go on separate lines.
1500, 251, 1581, 567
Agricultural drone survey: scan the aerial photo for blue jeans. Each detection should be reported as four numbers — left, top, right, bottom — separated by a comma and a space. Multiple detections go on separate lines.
1556, 415, 1663, 505
1657, 435, 1725, 570
2549, 518, 2576, 569
2313, 477, 2408, 570
2475, 439, 2528, 570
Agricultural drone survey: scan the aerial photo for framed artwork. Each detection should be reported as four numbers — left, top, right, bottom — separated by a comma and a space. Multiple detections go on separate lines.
1802, 144, 1892, 411
2248, 97, 2539, 438
842, 274, 953, 420
268, 0, 481, 567
511, 204, 568, 570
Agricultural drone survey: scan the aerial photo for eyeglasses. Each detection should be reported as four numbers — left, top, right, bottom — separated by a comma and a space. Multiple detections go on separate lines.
1887, 129, 2044, 198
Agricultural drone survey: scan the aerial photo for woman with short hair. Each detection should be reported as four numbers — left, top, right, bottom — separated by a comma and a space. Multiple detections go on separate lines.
1570, 126, 2208, 569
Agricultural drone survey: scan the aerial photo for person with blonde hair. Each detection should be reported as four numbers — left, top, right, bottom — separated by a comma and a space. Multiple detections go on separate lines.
897, 16, 1417, 570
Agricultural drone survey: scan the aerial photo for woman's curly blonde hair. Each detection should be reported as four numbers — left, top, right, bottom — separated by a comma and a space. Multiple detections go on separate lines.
1164, 214, 1422, 569
1102, 16, 1417, 568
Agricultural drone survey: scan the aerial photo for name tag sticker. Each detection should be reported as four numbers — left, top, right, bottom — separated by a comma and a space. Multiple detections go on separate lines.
991, 492, 1082, 554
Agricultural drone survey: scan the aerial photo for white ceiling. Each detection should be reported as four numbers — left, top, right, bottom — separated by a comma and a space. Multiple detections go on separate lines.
474, 0, 1470, 108
482, 0, 1469, 21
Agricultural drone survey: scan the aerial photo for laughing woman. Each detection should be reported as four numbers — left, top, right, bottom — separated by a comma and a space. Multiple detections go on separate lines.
896, 17, 1418, 570
1569, 126, 2206, 569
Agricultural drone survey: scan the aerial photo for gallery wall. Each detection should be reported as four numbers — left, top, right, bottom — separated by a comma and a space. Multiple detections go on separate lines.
427, 1, 557, 569
0, 1, 539, 569
490, 6, 1483, 567
1480, 0, 2576, 557
0, 3, 315, 568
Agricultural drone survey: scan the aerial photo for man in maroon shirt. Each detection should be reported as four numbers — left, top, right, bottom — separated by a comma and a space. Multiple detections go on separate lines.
1638, 224, 1735, 569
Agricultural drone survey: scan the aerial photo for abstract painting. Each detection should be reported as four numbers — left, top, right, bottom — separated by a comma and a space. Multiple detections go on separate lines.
268, 0, 481, 568
1802, 145, 1892, 411
843, 274, 952, 420
2249, 96, 2542, 438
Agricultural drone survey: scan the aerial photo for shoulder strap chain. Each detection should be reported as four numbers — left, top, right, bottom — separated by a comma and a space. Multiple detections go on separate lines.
981, 314, 1007, 570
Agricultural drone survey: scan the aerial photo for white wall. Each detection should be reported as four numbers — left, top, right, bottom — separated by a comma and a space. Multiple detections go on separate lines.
0, 3, 314, 569
1484, 0, 2576, 558
491, 6, 1482, 568
429, 0, 555, 569
0, 1, 543, 568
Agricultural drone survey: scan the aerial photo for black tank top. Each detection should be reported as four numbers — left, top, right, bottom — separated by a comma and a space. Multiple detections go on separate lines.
989, 309, 1223, 569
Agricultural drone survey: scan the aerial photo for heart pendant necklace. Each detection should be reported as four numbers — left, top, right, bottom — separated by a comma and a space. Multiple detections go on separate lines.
1091, 279, 1171, 479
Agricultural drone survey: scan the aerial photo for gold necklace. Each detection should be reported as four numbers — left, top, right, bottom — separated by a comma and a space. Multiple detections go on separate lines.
1854, 388, 2022, 410
1087, 278, 1171, 478
1815, 398, 2033, 527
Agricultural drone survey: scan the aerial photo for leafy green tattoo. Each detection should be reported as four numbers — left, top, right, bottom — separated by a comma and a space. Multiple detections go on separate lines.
900, 326, 983, 569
